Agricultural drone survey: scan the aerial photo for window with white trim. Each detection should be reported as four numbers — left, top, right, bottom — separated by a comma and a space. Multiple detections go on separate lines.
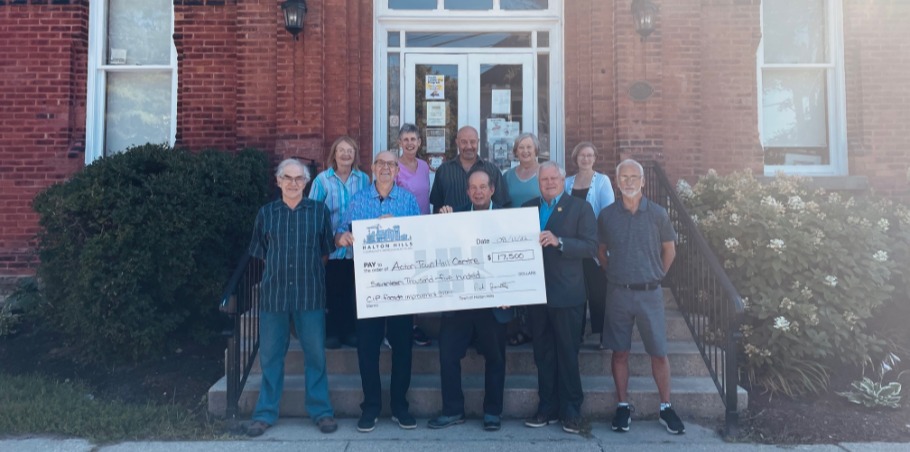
86, 0, 177, 163
759, 0, 847, 176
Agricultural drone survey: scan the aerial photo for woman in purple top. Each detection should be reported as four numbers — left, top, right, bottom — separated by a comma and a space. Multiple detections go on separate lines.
395, 123, 431, 215
393, 123, 433, 346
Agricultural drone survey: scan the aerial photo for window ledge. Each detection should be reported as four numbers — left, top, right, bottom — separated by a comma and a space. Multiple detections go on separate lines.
757, 175, 869, 193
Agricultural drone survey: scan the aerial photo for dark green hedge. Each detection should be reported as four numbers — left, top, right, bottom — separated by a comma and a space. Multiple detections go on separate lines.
33, 144, 272, 363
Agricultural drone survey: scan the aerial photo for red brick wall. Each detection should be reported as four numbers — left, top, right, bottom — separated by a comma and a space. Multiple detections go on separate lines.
568, 0, 762, 185
564, 1, 616, 174
0, 0, 87, 275
173, 0, 374, 169
844, 0, 910, 200
2, 0, 909, 277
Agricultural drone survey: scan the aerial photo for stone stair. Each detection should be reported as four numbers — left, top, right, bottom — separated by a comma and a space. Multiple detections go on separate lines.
207, 290, 747, 419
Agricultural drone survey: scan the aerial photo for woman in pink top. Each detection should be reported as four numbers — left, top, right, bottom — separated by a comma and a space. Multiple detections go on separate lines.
395, 123, 431, 215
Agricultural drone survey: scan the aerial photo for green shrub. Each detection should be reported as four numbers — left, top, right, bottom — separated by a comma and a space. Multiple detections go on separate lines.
33, 144, 271, 363
678, 170, 910, 396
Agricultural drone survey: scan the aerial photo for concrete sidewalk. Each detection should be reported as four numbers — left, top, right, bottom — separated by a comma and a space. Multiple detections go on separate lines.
3, 419, 908, 452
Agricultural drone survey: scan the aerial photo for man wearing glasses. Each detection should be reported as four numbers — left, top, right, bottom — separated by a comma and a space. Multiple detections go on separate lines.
336, 151, 421, 433
244, 158, 338, 436
598, 159, 684, 435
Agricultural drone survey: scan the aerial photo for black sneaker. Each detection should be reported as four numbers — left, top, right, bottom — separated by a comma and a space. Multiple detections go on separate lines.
413, 325, 431, 346
659, 406, 685, 434
357, 414, 378, 433
611, 404, 632, 432
427, 413, 465, 429
524, 412, 558, 428
482, 414, 501, 431
392, 412, 417, 430
562, 417, 583, 434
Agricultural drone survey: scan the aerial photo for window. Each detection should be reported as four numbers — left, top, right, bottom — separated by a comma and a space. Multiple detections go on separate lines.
759, 0, 846, 175
387, 0, 549, 12
86, 0, 177, 162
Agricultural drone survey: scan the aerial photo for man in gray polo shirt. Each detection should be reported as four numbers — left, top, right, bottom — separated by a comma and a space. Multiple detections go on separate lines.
597, 159, 684, 435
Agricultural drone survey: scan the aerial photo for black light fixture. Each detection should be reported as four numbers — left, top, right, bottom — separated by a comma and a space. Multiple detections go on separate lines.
631, 0, 658, 41
282, 0, 308, 41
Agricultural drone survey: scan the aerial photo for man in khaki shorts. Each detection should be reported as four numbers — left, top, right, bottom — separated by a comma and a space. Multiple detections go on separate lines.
597, 159, 684, 435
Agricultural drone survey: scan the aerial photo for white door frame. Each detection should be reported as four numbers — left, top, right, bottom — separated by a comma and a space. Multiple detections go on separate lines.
373, 2, 564, 163
403, 53, 536, 134
467, 53, 536, 134
403, 54, 469, 129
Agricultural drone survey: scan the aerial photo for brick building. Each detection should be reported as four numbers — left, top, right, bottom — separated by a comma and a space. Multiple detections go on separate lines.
1, 0, 908, 278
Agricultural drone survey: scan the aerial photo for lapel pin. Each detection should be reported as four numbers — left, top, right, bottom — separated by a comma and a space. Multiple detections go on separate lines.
557, 207, 563, 212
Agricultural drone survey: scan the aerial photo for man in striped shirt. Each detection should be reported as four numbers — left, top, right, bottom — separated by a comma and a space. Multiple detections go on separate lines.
244, 158, 338, 436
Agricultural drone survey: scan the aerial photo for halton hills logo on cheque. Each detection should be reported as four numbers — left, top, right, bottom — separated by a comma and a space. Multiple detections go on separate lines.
361, 224, 413, 251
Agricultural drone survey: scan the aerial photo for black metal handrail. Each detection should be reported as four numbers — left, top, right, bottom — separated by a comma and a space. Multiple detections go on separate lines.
642, 161, 745, 435
218, 252, 264, 419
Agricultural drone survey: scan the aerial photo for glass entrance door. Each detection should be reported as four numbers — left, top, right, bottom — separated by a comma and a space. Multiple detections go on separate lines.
404, 53, 535, 171
471, 54, 535, 171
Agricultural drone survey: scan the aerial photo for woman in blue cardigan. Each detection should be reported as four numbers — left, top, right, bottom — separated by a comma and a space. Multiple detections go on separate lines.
564, 142, 615, 344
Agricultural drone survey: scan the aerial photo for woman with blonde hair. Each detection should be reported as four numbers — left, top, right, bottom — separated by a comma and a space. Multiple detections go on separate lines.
309, 135, 370, 349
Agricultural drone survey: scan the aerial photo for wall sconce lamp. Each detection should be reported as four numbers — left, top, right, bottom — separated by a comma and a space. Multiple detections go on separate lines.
631, 0, 658, 41
282, 0, 308, 41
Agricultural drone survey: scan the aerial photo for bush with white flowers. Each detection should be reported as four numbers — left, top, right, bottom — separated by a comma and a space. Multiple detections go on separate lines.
679, 171, 910, 396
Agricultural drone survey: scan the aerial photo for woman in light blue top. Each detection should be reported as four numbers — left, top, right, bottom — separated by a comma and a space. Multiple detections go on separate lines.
308, 136, 370, 349
503, 132, 542, 207
503, 132, 542, 346
565, 141, 615, 344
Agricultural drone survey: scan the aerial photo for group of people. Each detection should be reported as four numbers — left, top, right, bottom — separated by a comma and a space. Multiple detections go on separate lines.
242, 124, 685, 437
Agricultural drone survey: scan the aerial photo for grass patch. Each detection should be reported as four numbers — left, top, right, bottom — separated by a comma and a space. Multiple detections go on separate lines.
0, 373, 223, 443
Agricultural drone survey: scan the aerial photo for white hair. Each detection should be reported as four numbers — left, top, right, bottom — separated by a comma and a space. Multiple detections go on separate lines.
615, 159, 644, 177
538, 160, 566, 177
275, 158, 311, 181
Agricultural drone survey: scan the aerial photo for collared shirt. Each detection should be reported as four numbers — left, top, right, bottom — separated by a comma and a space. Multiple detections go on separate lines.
248, 198, 336, 312
538, 193, 563, 229
471, 201, 494, 211
597, 196, 677, 285
337, 184, 420, 233
308, 167, 370, 259
429, 158, 511, 212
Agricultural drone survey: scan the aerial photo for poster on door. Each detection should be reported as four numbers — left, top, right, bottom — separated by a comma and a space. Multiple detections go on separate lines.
426, 101, 446, 127
486, 118, 520, 171
425, 75, 445, 100
426, 128, 446, 155
491, 89, 511, 115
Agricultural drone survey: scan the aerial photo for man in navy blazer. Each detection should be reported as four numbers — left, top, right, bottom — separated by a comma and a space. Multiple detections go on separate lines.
428, 167, 514, 432
521, 161, 597, 435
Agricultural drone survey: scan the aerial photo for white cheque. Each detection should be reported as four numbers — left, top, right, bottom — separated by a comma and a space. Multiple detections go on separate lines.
352, 207, 547, 319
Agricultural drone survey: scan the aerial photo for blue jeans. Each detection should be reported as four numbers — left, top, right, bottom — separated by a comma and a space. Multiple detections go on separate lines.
252, 309, 333, 425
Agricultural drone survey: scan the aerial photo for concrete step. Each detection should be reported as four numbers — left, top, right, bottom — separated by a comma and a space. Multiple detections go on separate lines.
207, 373, 745, 419
237, 301, 693, 343
241, 339, 710, 378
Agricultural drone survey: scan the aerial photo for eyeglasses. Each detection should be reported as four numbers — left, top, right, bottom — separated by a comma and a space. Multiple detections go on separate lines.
374, 160, 398, 169
620, 175, 642, 182
280, 175, 306, 185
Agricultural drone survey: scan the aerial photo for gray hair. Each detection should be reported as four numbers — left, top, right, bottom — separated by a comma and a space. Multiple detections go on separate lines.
398, 123, 419, 137
616, 159, 644, 177
538, 160, 566, 177
512, 132, 540, 157
275, 158, 311, 181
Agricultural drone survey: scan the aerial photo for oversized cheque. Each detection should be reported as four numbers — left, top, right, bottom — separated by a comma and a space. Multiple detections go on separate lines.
352, 207, 547, 318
